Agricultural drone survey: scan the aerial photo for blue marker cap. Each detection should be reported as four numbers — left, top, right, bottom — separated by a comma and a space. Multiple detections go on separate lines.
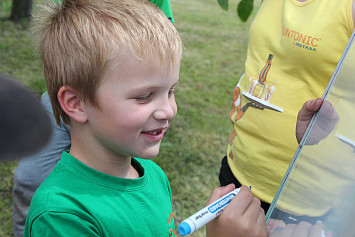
178, 222, 191, 236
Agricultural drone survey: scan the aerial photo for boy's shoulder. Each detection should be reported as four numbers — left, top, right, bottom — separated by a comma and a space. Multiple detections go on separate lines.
26, 154, 173, 236
29, 154, 170, 212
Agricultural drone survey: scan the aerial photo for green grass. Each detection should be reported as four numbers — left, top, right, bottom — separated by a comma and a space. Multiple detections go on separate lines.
0, 0, 258, 236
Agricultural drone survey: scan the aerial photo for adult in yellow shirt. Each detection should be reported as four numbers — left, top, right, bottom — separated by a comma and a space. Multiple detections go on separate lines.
219, 0, 355, 221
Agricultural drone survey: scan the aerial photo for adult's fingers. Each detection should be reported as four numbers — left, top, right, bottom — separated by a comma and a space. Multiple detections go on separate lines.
308, 222, 323, 237
298, 98, 323, 121
292, 221, 312, 237
296, 98, 323, 143
267, 219, 286, 234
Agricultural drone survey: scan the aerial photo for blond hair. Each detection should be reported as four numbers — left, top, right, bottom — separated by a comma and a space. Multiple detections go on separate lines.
32, 0, 182, 125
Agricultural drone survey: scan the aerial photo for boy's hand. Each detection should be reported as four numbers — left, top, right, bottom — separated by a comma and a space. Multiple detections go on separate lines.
206, 184, 267, 237
296, 99, 338, 145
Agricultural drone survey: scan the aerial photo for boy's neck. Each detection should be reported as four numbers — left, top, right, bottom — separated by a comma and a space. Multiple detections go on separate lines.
69, 128, 140, 179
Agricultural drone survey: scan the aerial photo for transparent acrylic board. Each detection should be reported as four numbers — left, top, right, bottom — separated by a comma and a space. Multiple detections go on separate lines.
266, 30, 355, 237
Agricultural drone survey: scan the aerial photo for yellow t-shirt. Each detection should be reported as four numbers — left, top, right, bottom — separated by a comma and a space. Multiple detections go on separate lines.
227, 0, 354, 211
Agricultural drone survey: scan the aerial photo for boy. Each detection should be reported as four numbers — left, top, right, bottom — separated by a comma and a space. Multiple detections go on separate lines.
25, 0, 267, 236
13, 1, 173, 235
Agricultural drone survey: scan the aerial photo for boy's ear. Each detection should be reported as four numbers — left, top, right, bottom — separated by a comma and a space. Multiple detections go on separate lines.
58, 86, 88, 123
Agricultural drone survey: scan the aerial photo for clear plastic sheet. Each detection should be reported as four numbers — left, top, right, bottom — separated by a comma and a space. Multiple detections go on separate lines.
266, 30, 355, 237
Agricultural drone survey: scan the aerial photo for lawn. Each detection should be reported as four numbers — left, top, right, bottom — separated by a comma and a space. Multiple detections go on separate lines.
0, 0, 257, 236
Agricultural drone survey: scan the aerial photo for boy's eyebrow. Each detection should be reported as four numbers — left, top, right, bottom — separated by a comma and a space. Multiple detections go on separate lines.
132, 80, 180, 90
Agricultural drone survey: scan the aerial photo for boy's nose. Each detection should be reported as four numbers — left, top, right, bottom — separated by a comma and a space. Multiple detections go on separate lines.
154, 99, 177, 121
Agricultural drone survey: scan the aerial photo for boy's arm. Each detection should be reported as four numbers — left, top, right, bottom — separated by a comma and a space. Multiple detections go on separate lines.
206, 185, 268, 237
27, 212, 100, 237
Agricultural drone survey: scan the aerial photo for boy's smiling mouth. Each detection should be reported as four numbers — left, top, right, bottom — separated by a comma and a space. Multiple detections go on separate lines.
142, 127, 168, 141
147, 130, 162, 135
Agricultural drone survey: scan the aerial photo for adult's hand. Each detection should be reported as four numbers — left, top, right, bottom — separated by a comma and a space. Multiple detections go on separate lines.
296, 99, 338, 145
267, 218, 286, 234
270, 221, 332, 237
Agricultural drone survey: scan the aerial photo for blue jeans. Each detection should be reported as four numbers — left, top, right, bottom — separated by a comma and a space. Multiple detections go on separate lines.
12, 92, 71, 237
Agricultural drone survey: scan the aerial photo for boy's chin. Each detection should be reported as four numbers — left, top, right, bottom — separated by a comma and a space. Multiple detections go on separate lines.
136, 148, 161, 160
137, 153, 159, 160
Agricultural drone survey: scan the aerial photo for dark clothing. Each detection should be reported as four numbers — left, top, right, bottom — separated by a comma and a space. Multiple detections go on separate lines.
219, 156, 271, 213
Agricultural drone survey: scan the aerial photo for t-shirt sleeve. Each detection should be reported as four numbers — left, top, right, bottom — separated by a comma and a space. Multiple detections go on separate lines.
149, 0, 174, 22
28, 212, 101, 236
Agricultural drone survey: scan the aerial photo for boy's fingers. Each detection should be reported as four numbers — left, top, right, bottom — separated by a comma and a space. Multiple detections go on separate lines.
226, 186, 254, 215
258, 209, 268, 236
206, 184, 236, 206
242, 194, 262, 221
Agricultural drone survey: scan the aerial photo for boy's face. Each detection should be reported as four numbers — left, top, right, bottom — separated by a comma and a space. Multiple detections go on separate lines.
82, 53, 180, 160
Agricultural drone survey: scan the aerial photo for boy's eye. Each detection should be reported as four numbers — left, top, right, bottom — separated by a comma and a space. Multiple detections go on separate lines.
168, 88, 176, 97
135, 93, 151, 102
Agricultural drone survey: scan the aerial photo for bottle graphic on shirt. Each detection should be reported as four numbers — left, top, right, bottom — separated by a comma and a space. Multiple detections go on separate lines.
252, 54, 273, 99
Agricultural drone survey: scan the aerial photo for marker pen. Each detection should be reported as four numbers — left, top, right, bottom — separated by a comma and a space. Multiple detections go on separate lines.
178, 187, 246, 236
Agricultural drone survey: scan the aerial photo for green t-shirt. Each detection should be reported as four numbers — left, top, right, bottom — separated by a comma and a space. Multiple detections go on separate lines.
25, 152, 176, 236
